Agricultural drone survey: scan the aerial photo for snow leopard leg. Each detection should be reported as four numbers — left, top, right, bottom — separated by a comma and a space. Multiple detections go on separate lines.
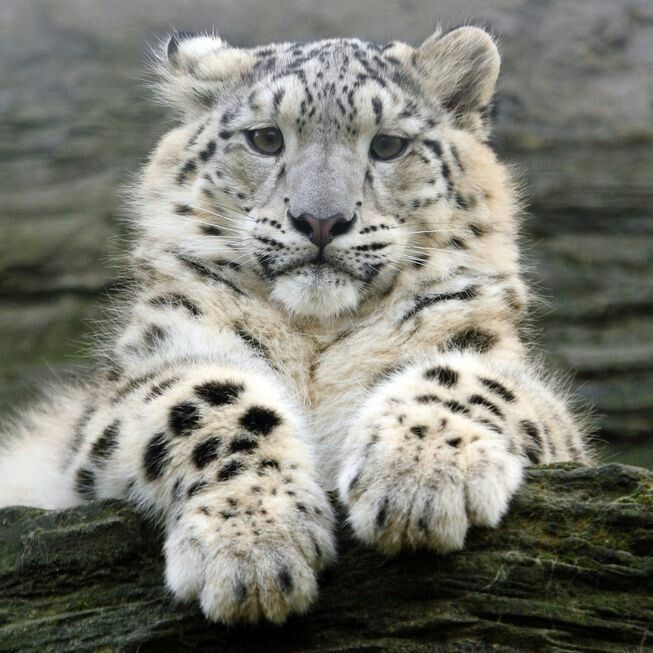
0, 363, 335, 624
337, 351, 589, 554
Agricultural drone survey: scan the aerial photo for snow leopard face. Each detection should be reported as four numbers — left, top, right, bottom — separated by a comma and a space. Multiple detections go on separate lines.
141, 28, 501, 319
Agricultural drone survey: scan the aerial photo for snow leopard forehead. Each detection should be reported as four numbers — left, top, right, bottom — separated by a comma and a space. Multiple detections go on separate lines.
159, 28, 499, 140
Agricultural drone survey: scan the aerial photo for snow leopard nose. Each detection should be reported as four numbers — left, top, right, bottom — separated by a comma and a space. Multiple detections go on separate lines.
289, 212, 355, 249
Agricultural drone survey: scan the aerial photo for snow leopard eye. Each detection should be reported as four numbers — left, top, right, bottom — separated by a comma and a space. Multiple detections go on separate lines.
370, 134, 408, 161
246, 127, 284, 155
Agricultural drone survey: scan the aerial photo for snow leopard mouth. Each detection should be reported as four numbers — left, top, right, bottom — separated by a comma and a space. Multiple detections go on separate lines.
273, 258, 355, 280
277, 259, 383, 286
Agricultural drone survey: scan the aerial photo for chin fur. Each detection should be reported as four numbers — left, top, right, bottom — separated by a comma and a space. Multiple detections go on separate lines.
270, 266, 361, 319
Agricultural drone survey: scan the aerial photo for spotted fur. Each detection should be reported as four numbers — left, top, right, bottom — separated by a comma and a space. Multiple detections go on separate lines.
0, 26, 591, 625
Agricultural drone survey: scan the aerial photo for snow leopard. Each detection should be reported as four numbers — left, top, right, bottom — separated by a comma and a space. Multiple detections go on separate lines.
0, 26, 591, 624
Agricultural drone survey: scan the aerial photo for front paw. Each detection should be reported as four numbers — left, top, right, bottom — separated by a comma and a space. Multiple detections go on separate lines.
164, 476, 335, 624
338, 373, 524, 554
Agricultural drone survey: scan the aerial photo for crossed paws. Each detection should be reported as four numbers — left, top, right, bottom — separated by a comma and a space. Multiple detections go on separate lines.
163, 363, 524, 624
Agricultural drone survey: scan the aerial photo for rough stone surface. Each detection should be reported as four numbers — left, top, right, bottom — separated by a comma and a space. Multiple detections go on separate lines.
0, 0, 652, 463
0, 463, 651, 652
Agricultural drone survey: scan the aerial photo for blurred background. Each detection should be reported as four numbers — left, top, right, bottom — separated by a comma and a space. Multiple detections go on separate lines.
1, 0, 651, 466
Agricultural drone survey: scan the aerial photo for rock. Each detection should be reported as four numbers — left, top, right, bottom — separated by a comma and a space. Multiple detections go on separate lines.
0, 463, 651, 652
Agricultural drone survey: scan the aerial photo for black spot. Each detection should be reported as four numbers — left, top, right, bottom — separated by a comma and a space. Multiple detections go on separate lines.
424, 366, 458, 387
450, 144, 465, 171
476, 418, 503, 434
192, 436, 222, 469
218, 130, 233, 140
105, 364, 122, 383
412, 253, 430, 268
469, 394, 505, 419
259, 458, 280, 471
415, 394, 441, 404
199, 140, 216, 162
448, 236, 468, 249
240, 406, 282, 435
171, 477, 183, 502
200, 224, 222, 237
423, 139, 443, 157
145, 377, 179, 402
469, 223, 486, 237
278, 567, 294, 593
448, 328, 497, 353
143, 324, 167, 350
376, 496, 389, 528
478, 378, 516, 403
504, 287, 524, 313
229, 437, 259, 454
149, 293, 202, 316
410, 425, 428, 439
400, 287, 478, 323
112, 371, 159, 403
143, 432, 169, 481
348, 472, 361, 492
235, 327, 271, 360
444, 400, 470, 415
177, 159, 197, 184
371, 96, 383, 124
177, 255, 245, 296
455, 193, 471, 210
174, 204, 194, 215
220, 109, 236, 125
187, 480, 208, 498
218, 459, 245, 481
195, 381, 244, 407
75, 467, 96, 500
521, 420, 543, 464
272, 87, 286, 110
169, 402, 201, 436
90, 420, 120, 466
447, 437, 462, 448
544, 425, 557, 458
354, 242, 389, 252
70, 405, 96, 456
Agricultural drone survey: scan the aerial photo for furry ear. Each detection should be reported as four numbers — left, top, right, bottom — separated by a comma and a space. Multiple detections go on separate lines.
156, 32, 256, 117
415, 26, 500, 139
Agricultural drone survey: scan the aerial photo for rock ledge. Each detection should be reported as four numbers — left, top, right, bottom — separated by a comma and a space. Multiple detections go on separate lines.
0, 463, 652, 652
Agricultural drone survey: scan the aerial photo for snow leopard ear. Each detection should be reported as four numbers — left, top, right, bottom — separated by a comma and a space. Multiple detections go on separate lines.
156, 32, 256, 117
415, 26, 500, 140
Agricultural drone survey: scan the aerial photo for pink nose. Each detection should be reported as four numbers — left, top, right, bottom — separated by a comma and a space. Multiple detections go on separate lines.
290, 212, 355, 249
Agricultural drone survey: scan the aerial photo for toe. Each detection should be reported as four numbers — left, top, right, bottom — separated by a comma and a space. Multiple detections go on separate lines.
164, 532, 206, 601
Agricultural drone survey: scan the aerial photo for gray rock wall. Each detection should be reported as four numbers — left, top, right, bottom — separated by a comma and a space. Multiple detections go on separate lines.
1, 0, 651, 464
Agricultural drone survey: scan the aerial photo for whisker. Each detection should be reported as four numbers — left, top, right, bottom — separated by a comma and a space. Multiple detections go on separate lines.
396, 229, 451, 235
188, 204, 256, 225
404, 244, 453, 254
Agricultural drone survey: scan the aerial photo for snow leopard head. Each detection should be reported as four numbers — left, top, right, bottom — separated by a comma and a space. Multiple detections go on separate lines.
138, 27, 505, 319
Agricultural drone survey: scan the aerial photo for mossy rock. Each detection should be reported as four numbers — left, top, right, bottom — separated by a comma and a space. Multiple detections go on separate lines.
0, 463, 651, 652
